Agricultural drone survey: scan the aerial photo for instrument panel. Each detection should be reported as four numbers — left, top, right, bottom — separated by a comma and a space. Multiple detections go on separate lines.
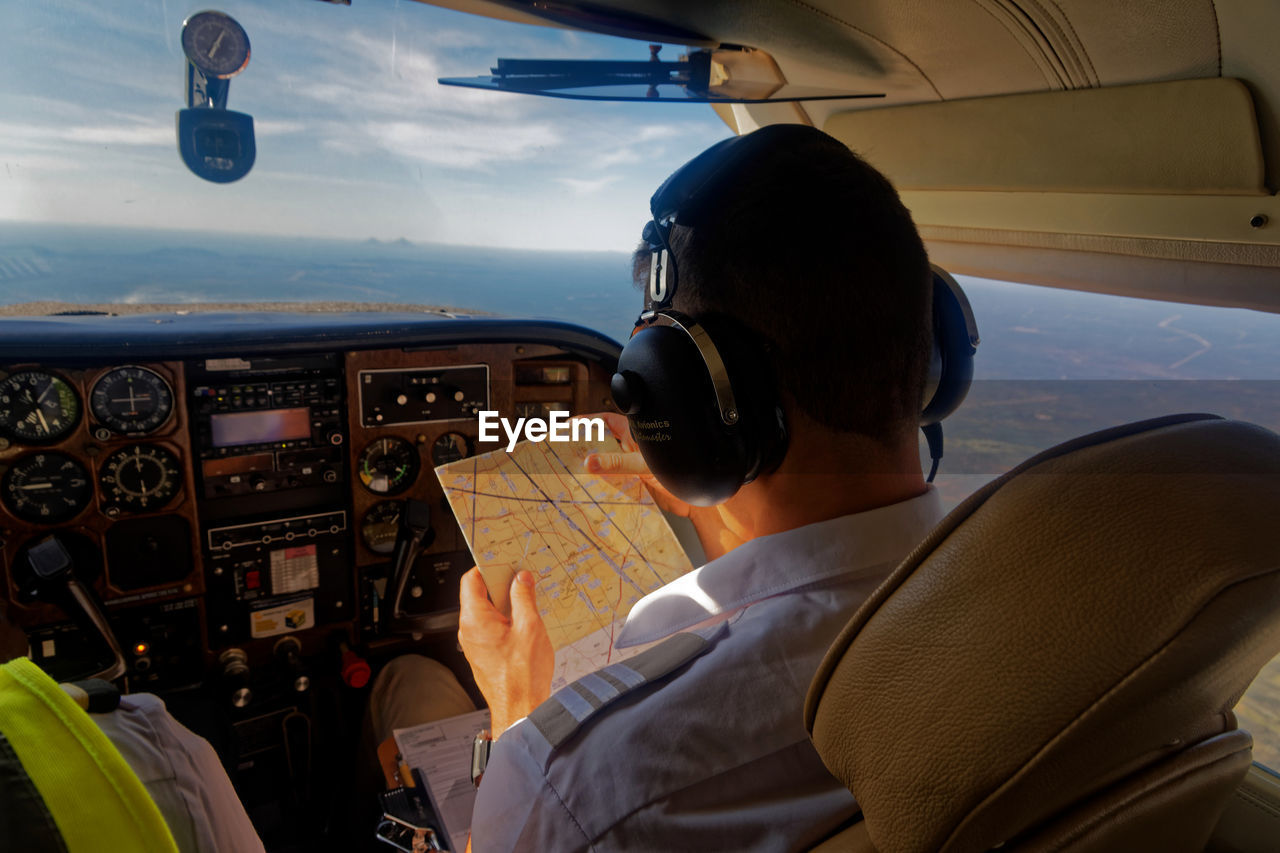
0, 332, 620, 694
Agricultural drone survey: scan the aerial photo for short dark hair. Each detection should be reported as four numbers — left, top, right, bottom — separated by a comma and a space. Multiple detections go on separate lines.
632, 126, 932, 445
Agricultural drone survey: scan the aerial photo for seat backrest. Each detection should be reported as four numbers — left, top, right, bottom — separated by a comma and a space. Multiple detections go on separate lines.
804, 414, 1280, 852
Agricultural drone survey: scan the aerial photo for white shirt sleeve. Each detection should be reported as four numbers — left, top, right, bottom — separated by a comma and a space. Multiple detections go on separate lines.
91, 692, 265, 853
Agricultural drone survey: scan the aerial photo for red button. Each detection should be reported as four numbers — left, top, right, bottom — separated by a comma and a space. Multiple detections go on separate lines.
245, 570, 261, 590
341, 650, 371, 689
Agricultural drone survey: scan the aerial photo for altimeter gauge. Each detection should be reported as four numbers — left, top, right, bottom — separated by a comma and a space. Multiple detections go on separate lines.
98, 444, 183, 513
181, 11, 251, 79
90, 366, 174, 436
2, 453, 91, 523
0, 371, 80, 443
357, 437, 420, 496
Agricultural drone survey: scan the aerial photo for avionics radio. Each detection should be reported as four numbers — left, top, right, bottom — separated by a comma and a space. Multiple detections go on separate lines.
189, 354, 347, 498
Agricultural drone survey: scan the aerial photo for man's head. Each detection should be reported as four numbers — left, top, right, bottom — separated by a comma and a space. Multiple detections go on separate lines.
631, 125, 932, 450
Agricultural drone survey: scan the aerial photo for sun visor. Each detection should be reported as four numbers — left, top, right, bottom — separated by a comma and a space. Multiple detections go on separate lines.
440, 46, 883, 104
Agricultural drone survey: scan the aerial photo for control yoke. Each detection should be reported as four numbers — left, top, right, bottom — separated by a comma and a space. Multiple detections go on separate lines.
25, 536, 127, 682
386, 500, 455, 636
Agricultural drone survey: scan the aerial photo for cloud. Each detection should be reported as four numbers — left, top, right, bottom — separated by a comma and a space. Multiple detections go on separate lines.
591, 148, 642, 169
636, 124, 685, 142
64, 124, 172, 146
0, 120, 170, 149
255, 120, 307, 136
0, 154, 86, 173
556, 175, 620, 195
366, 118, 561, 169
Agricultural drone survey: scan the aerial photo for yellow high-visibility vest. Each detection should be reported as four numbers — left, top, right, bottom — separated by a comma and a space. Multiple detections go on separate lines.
0, 657, 178, 852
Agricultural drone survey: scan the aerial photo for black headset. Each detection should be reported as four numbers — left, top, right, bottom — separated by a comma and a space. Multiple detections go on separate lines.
610, 125, 979, 506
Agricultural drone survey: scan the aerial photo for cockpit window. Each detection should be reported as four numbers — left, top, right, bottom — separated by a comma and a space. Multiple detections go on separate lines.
937, 275, 1280, 502
944, 275, 1280, 771
1, 0, 728, 324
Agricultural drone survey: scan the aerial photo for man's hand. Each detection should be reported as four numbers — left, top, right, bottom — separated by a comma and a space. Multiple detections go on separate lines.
458, 568, 554, 738
585, 412, 744, 560
584, 412, 693, 517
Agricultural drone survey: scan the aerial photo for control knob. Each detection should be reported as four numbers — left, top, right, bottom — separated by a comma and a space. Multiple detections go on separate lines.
219, 648, 253, 708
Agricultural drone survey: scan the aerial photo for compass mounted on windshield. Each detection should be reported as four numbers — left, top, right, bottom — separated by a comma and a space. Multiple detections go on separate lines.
177, 10, 256, 184
182, 11, 251, 80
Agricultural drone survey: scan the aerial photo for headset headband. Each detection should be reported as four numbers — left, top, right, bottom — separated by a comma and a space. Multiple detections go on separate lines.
642, 220, 675, 312
642, 126, 827, 314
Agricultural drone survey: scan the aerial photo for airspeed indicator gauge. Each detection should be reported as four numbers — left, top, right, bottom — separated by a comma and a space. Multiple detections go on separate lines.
357, 437, 419, 496
181, 11, 251, 79
90, 366, 174, 436
99, 444, 183, 513
0, 371, 80, 443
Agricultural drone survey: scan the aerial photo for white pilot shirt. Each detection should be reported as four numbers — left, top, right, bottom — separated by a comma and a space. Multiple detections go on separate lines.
93, 692, 266, 853
471, 487, 944, 852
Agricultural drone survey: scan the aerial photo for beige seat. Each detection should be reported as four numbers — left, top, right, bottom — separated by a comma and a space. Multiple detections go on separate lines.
804, 414, 1280, 852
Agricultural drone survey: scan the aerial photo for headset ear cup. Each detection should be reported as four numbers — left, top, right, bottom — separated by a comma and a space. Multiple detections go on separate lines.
695, 313, 789, 483
920, 267, 979, 425
614, 320, 752, 506
613, 313, 789, 506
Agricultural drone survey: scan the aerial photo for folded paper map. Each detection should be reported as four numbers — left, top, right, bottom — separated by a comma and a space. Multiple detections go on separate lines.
435, 436, 694, 688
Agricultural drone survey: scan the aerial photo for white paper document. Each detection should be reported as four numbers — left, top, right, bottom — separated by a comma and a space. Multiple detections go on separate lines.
393, 708, 491, 852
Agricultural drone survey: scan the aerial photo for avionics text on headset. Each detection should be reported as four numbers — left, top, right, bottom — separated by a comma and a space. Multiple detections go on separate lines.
376, 124, 978, 852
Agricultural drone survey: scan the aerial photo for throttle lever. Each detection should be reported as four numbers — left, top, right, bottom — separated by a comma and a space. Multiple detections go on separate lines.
26, 536, 127, 682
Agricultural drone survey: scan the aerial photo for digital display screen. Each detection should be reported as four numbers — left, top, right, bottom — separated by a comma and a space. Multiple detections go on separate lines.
210, 408, 311, 448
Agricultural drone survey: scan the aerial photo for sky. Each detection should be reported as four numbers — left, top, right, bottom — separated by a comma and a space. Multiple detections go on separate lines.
0, 0, 732, 250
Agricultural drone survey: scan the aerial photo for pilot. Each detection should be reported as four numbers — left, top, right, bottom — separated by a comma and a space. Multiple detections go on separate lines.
372, 124, 949, 851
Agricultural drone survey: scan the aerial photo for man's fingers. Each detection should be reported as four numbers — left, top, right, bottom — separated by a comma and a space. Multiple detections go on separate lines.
577, 411, 637, 451
460, 567, 507, 622
598, 411, 632, 442
508, 570, 543, 633
459, 567, 489, 608
585, 451, 651, 477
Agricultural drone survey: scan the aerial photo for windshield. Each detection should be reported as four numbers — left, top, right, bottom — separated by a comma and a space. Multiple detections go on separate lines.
1, 0, 730, 335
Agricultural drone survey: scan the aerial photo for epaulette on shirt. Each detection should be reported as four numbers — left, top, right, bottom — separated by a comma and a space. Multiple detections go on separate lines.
524, 621, 728, 763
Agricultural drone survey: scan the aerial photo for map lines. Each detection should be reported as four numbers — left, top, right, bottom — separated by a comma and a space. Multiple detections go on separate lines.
436, 437, 693, 687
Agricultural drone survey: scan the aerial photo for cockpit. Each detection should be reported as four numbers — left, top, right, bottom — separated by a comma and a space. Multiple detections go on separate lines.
2, 2, 1279, 851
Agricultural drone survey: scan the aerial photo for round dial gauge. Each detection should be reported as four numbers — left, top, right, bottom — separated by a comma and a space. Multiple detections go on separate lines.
90, 366, 174, 436
2, 453, 91, 523
181, 11, 251, 78
98, 444, 183, 512
361, 500, 403, 555
357, 437, 420, 496
0, 371, 80, 443
430, 432, 472, 467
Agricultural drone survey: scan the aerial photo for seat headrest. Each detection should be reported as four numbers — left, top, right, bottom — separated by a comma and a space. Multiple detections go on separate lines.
804, 414, 1280, 852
